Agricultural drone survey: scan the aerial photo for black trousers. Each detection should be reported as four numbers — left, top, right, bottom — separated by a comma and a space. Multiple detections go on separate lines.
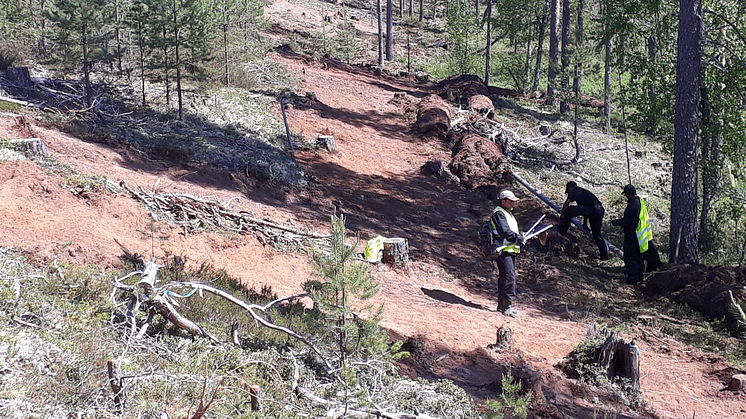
559, 204, 609, 259
496, 252, 516, 309
623, 242, 645, 284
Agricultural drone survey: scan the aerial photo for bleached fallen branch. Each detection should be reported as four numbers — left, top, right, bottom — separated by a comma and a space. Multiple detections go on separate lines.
111, 260, 334, 373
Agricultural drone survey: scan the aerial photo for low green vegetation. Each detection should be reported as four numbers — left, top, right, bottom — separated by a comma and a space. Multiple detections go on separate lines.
0, 215, 483, 418
485, 371, 533, 419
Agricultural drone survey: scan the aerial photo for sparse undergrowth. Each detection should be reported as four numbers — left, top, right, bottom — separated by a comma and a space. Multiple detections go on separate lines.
0, 236, 483, 418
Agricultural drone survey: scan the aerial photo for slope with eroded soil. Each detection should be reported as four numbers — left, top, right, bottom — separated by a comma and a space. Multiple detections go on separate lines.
1, 1, 745, 417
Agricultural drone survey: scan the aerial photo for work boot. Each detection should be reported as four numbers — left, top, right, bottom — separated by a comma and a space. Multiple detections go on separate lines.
502, 307, 518, 318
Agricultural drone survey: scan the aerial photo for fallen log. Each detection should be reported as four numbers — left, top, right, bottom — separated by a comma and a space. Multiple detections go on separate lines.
511, 171, 624, 259
416, 95, 451, 139
0, 95, 46, 110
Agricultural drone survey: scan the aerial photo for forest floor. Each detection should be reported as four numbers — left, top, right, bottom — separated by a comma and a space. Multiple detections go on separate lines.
1, 0, 745, 418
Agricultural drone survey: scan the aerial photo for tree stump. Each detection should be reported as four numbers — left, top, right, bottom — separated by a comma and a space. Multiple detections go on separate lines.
316, 135, 337, 152
382, 238, 409, 266
487, 326, 513, 352
598, 332, 640, 389
5, 67, 31, 87
9, 138, 47, 157
726, 374, 746, 391
496, 326, 513, 347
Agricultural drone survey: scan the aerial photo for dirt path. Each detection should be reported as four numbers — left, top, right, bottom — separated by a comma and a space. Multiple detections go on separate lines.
0, 2, 744, 417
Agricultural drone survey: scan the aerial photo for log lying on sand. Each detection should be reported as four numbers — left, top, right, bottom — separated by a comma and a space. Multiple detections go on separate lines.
416, 94, 451, 138
468, 94, 494, 117
450, 133, 504, 189
437, 74, 490, 105
511, 171, 624, 259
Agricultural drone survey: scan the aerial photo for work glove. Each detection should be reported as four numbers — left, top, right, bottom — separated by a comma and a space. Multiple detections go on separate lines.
489, 243, 502, 254
517, 233, 527, 245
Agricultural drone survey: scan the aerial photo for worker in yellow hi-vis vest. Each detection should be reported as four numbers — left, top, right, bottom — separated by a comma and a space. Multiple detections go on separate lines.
487, 189, 527, 317
611, 184, 656, 285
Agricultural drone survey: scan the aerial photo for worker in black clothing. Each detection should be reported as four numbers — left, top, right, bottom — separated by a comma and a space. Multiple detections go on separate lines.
488, 189, 526, 318
611, 184, 646, 284
558, 181, 609, 260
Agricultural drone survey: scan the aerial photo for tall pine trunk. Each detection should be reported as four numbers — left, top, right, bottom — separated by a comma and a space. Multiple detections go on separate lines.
531, 11, 547, 94
386, 0, 393, 60
670, 0, 702, 263
698, 85, 724, 254
377, 0, 384, 66
485, 0, 491, 85
646, 36, 658, 133
603, 35, 611, 133
162, 25, 171, 108
173, 0, 183, 120
223, 4, 230, 87
572, 0, 583, 97
82, 23, 92, 107
559, 0, 570, 114
546, 0, 559, 106
114, 0, 123, 75
136, 17, 146, 106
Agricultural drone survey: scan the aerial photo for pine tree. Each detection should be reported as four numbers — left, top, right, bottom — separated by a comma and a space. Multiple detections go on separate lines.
46, 0, 115, 106
144, 0, 214, 119
304, 214, 389, 369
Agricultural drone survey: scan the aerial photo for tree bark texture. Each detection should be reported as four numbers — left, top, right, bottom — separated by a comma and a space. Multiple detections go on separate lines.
698, 84, 723, 253
386, 0, 393, 60
603, 24, 611, 133
559, 0, 571, 114
572, 0, 583, 96
377, 0, 384, 66
485, 0, 492, 86
670, 0, 701, 263
173, 0, 184, 120
599, 333, 640, 389
546, 0, 559, 106
532, 11, 547, 93
382, 238, 409, 266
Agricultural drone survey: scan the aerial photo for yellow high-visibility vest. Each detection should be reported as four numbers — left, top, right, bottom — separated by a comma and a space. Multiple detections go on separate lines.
492, 206, 520, 254
637, 198, 652, 253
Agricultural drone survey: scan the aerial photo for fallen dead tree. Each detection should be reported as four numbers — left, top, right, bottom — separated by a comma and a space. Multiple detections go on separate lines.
107, 254, 455, 419
119, 180, 329, 252
448, 132, 505, 189
416, 94, 451, 139
110, 258, 335, 371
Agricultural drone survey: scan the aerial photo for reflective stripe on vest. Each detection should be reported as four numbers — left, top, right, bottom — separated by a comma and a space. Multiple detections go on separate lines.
637, 198, 652, 253
492, 206, 521, 253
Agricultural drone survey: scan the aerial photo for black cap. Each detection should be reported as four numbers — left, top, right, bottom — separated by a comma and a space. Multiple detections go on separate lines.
565, 181, 577, 193
623, 184, 636, 195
